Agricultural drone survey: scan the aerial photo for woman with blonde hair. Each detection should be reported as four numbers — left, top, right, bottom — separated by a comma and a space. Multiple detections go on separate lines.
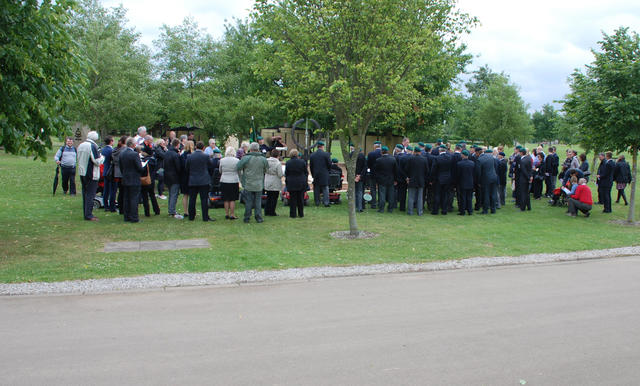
179, 140, 195, 216
219, 146, 241, 219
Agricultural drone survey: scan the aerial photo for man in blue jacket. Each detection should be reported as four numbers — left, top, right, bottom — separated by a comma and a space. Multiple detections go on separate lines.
186, 141, 215, 221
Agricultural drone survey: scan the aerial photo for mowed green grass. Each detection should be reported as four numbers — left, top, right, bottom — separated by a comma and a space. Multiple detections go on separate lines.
0, 147, 638, 284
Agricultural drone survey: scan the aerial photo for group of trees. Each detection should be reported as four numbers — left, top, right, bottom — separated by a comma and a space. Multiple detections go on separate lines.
2, 1, 639, 228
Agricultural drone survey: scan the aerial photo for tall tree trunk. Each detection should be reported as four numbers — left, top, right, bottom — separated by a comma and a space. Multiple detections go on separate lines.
627, 145, 637, 223
339, 135, 359, 236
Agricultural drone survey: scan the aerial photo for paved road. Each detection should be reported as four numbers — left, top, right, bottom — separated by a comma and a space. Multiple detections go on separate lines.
2, 257, 640, 385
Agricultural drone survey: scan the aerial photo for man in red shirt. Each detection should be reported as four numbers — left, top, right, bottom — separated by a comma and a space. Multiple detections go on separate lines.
568, 178, 593, 217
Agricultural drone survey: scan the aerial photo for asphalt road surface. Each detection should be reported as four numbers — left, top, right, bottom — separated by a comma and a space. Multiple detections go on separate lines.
2, 257, 640, 385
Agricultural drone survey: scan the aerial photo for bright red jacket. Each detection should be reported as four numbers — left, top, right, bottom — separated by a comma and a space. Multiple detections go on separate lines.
571, 184, 593, 205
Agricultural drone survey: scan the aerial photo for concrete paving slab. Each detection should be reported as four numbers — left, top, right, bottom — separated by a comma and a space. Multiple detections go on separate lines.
103, 241, 140, 252
103, 239, 210, 253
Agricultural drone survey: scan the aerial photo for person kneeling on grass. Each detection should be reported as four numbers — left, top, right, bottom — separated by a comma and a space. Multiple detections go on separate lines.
567, 178, 593, 217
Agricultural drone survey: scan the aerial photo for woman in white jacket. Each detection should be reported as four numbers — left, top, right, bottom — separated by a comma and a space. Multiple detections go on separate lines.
219, 146, 241, 219
264, 149, 284, 216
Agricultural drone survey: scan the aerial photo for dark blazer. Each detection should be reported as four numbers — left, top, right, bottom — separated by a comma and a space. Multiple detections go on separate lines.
101, 145, 113, 177
404, 154, 429, 188
374, 154, 397, 186
519, 155, 533, 181
119, 147, 144, 186
354, 151, 366, 176
477, 154, 498, 185
545, 153, 559, 176
367, 149, 381, 175
614, 161, 631, 184
395, 153, 409, 183
497, 158, 508, 186
285, 157, 308, 191
309, 149, 331, 185
163, 147, 182, 186
597, 159, 614, 188
456, 159, 476, 190
431, 152, 453, 185
186, 150, 213, 187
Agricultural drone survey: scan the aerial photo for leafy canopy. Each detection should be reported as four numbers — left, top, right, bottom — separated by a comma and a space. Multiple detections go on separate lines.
0, 0, 87, 160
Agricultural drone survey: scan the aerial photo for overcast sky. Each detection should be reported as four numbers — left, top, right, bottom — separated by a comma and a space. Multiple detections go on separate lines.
103, 0, 640, 112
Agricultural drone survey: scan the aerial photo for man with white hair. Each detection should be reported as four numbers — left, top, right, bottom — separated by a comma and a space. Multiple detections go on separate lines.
77, 131, 104, 221
204, 138, 218, 157
134, 126, 147, 146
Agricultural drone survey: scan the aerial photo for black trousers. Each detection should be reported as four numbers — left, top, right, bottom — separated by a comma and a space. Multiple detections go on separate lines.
598, 185, 612, 212
189, 185, 210, 221
482, 182, 497, 213
474, 183, 482, 210
432, 182, 450, 214
396, 183, 407, 211
61, 166, 76, 194
459, 188, 473, 214
122, 185, 141, 222
265, 191, 280, 215
141, 184, 160, 216
289, 190, 304, 218
617, 188, 628, 204
518, 180, 531, 210
80, 176, 98, 220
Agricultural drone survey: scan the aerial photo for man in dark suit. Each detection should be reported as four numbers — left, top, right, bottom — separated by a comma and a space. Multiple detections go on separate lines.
430, 145, 453, 215
186, 141, 214, 221
450, 144, 463, 212
497, 152, 508, 207
477, 149, 499, 214
366, 141, 382, 209
163, 138, 183, 219
394, 144, 409, 211
119, 137, 144, 222
374, 146, 397, 213
512, 146, 523, 207
404, 147, 429, 215
423, 144, 434, 212
518, 148, 533, 211
544, 146, 559, 197
309, 141, 331, 207
472, 146, 484, 211
455, 150, 475, 215
597, 151, 615, 213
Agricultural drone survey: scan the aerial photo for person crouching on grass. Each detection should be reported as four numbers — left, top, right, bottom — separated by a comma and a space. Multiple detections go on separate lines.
567, 178, 593, 217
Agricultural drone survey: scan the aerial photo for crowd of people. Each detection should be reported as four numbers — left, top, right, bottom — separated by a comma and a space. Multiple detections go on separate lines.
56, 126, 633, 223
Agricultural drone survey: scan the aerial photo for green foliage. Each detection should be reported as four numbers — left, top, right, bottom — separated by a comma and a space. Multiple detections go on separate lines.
154, 17, 216, 130
469, 71, 532, 145
531, 104, 559, 142
253, 0, 475, 234
564, 27, 640, 222
68, 0, 158, 135
0, 0, 87, 160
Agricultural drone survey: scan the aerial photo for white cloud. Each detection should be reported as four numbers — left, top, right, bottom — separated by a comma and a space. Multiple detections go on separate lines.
457, 0, 640, 111
102, 0, 640, 113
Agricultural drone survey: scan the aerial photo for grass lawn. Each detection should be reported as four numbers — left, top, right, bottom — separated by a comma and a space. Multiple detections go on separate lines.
0, 147, 638, 284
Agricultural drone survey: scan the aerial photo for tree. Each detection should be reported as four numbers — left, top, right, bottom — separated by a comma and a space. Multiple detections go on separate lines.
205, 18, 287, 141
69, 0, 158, 136
564, 27, 640, 223
0, 0, 87, 160
531, 104, 559, 142
154, 17, 215, 130
471, 73, 532, 145
254, 0, 474, 235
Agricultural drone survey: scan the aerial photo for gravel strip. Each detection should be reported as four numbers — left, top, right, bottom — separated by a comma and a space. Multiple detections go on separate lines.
2, 246, 639, 296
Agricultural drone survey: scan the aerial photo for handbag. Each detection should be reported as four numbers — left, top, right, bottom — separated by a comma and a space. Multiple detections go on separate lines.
140, 165, 151, 186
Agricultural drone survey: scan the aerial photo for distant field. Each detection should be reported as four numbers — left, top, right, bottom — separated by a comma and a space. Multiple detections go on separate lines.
0, 145, 637, 283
